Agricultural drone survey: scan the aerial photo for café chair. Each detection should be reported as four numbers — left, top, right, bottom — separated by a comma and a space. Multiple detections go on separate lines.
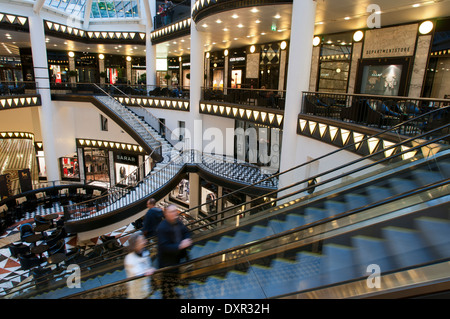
19, 223, 35, 241
19, 253, 42, 270
47, 239, 66, 256
9, 242, 30, 258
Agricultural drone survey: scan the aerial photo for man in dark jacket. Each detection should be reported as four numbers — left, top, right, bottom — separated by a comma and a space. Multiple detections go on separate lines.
156, 204, 192, 299
142, 198, 163, 239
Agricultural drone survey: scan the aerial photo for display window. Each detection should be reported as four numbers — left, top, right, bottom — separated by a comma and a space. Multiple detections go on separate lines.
84, 148, 110, 183
114, 152, 139, 186
60, 156, 80, 180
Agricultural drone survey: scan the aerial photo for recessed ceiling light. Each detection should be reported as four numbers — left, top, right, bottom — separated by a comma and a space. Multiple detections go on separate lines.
223, 28, 229, 31
274, 14, 281, 19
250, 8, 259, 13
202, 23, 208, 28
316, 21, 324, 25
344, 17, 351, 20
216, 19, 222, 23
261, 32, 266, 35
232, 14, 239, 19
412, 3, 421, 7
255, 19, 261, 23
237, 24, 244, 28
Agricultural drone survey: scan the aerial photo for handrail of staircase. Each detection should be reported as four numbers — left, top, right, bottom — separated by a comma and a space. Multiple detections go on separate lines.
92, 84, 164, 157
109, 84, 185, 151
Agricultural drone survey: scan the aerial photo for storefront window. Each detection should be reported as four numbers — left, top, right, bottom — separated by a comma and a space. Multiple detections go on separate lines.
114, 152, 139, 186
84, 148, 109, 183
318, 32, 353, 93
60, 156, 79, 180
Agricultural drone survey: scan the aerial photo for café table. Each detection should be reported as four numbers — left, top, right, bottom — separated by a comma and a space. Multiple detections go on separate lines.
31, 243, 49, 259
23, 233, 43, 246
42, 213, 60, 227
46, 253, 67, 270
34, 223, 51, 235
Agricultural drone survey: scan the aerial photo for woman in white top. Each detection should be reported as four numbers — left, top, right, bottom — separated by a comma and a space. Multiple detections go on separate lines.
124, 232, 155, 299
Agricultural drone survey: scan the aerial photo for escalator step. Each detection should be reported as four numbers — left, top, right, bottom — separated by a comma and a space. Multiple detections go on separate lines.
389, 178, 419, 195
304, 207, 328, 224
411, 169, 444, 186
437, 162, 450, 179
213, 235, 234, 253
246, 225, 273, 242
262, 259, 303, 297
295, 251, 322, 291
382, 226, 436, 269
267, 219, 288, 234
344, 193, 370, 211
320, 244, 356, 286
227, 230, 251, 248
415, 217, 450, 258
285, 213, 305, 230
352, 235, 396, 276
366, 186, 393, 203
324, 200, 348, 216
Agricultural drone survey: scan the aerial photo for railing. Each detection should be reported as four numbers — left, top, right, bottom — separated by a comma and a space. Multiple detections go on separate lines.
48, 82, 190, 99
108, 84, 185, 151
5, 106, 449, 299
0, 81, 36, 95
302, 91, 450, 135
153, 0, 191, 30
63, 151, 185, 222
202, 87, 286, 110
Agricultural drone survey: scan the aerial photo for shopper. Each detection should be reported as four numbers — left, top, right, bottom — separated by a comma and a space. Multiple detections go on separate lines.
156, 204, 192, 299
142, 198, 164, 239
124, 232, 155, 299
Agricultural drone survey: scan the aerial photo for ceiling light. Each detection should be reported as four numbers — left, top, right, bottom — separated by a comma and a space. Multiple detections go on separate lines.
353, 30, 364, 42
412, 3, 421, 7
280, 41, 287, 50
224, 49, 229, 56
206, 52, 210, 59
202, 24, 208, 28
68, 51, 75, 58
250, 8, 259, 13
223, 28, 229, 31
126, 56, 132, 61
237, 24, 244, 28
232, 14, 239, 19
419, 20, 434, 35
344, 17, 351, 20
99, 54, 105, 60
216, 19, 222, 23
274, 14, 281, 19
313, 36, 321, 46
255, 19, 261, 24
250, 45, 256, 53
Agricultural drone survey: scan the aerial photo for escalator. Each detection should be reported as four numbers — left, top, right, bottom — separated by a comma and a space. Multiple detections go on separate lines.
6, 106, 450, 299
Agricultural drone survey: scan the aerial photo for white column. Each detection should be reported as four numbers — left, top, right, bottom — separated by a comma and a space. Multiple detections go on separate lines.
279, 0, 317, 195
188, 0, 205, 160
29, 14, 60, 182
188, 173, 200, 218
144, 0, 157, 89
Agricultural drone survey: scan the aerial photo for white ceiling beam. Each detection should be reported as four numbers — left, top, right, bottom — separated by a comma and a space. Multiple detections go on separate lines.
83, 0, 94, 29
33, 0, 46, 14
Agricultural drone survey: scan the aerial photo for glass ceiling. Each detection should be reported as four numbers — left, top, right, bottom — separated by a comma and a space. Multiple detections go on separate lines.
44, 0, 139, 19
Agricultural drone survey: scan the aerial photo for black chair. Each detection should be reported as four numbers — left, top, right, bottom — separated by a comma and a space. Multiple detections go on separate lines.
34, 215, 51, 226
45, 228, 66, 247
19, 223, 34, 241
47, 239, 66, 256
19, 253, 42, 270
30, 267, 53, 288
9, 243, 30, 258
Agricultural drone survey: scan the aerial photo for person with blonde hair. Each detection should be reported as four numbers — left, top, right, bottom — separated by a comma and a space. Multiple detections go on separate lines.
124, 232, 155, 299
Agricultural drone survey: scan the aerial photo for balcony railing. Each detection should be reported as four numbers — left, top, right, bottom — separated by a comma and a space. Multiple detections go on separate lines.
202, 87, 286, 110
302, 92, 450, 136
0, 81, 37, 96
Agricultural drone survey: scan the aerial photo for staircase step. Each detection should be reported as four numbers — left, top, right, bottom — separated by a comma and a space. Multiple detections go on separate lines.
366, 186, 393, 203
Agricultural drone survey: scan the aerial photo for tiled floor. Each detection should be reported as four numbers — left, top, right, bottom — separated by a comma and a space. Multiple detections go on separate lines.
0, 209, 137, 297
